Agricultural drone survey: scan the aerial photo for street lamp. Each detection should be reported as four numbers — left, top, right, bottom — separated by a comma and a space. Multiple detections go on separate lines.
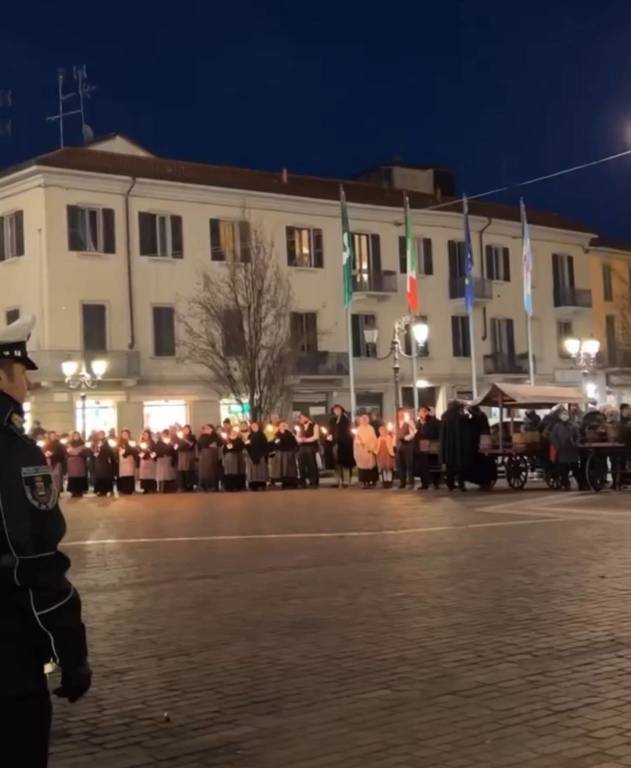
364, 316, 429, 438
563, 336, 600, 370
62, 358, 108, 438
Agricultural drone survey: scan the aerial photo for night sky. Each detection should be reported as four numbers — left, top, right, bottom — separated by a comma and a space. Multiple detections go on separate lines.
1, 0, 630, 238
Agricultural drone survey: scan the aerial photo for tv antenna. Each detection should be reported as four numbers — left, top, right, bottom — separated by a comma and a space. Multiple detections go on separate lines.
46, 66, 96, 148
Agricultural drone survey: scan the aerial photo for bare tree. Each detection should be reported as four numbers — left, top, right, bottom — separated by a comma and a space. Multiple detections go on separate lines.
178, 222, 294, 421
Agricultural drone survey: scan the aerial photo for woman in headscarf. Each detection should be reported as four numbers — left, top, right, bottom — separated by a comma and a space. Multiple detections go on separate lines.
222, 428, 246, 491
197, 424, 222, 491
276, 421, 299, 488
354, 414, 378, 488
138, 429, 158, 494
66, 431, 89, 498
156, 429, 178, 493
175, 424, 197, 491
329, 404, 355, 488
117, 429, 138, 495
245, 421, 269, 491
92, 430, 116, 497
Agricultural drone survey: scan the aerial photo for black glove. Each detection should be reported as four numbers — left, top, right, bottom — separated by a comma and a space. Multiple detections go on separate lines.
53, 663, 92, 703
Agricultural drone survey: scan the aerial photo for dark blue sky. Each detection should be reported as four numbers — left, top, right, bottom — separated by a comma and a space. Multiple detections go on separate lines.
2, 0, 631, 238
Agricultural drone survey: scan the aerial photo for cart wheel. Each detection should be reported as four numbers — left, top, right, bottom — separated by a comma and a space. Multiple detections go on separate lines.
586, 453, 608, 492
506, 456, 528, 489
544, 469, 563, 490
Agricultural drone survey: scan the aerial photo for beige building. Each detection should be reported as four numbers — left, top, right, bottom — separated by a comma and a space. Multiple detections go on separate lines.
0, 134, 620, 433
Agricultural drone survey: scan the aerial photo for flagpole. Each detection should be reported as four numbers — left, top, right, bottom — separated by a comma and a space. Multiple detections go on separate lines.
411, 326, 419, 412
468, 309, 478, 399
346, 305, 356, 417
521, 197, 535, 386
526, 313, 535, 386
463, 196, 478, 399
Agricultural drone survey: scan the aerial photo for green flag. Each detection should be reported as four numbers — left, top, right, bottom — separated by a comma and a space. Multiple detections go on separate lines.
340, 186, 354, 308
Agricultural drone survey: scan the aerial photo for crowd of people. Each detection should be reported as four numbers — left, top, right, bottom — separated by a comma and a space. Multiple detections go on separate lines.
29, 400, 631, 497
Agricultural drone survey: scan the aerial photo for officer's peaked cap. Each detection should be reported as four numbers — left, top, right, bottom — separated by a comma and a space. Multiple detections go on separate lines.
0, 315, 38, 370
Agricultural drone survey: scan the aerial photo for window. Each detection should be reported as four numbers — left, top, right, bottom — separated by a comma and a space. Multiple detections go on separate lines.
606, 315, 617, 366
451, 316, 471, 357
351, 314, 377, 358
490, 318, 515, 358
75, 399, 117, 435
352, 233, 382, 290
485, 245, 511, 282
557, 320, 573, 358
67, 206, 115, 253
82, 304, 107, 352
0, 211, 24, 261
210, 219, 251, 262
398, 236, 433, 275
448, 240, 467, 278
403, 315, 429, 357
5, 308, 19, 325
290, 313, 318, 352
602, 263, 613, 302
552, 253, 575, 303
153, 306, 176, 357
143, 400, 187, 431
139, 212, 183, 258
223, 309, 246, 356
286, 226, 323, 268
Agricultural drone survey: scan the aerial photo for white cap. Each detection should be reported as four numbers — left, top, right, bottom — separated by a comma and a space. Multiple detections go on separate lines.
0, 314, 37, 370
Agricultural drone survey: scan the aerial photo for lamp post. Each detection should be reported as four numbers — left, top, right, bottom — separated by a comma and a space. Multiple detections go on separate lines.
62, 358, 108, 438
564, 336, 600, 400
364, 317, 429, 440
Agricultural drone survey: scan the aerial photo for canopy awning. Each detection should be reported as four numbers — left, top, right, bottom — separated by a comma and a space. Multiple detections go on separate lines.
474, 382, 585, 409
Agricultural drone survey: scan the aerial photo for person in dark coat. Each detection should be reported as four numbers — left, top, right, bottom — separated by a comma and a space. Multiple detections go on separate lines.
117, 429, 138, 495
222, 430, 246, 491
138, 430, 157, 494
549, 408, 580, 490
66, 431, 89, 498
155, 430, 178, 493
44, 431, 66, 495
277, 422, 299, 488
0, 316, 91, 766
396, 410, 416, 489
91, 431, 116, 496
440, 400, 469, 491
329, 404, 354, 488
297, 413, 320, 488
466, 405, 496, 489
245, 422, 269, 490
197, 425, 221, 491
369, 409, 383, 437
416, 406, 441, 490
176, 425, 197, 491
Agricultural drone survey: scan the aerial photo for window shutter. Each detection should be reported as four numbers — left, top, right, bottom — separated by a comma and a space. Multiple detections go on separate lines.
139, 212, 157, 256
102, 208, 115, 254
290, 313, 303, 350
13, 211, 24, 256
463, 318, 471, 357
238, 220, 251, 262
305, 313, 318, 351
403, 327, 412, 356
370, 234, 382, 273
312, 228, 323, 268
67, 205, 85, 251
451, 316, 461, 357
209, 219, 223, 261
552, 253, 560, 304
153, 307, 176, 356
507, 319, 515, 358
485, 245, 494, 280
351, 315, 361, 357
503, 247, 510, 282
398, 236, 406, 274
286, 226, 296, 266
423, 238, 433, 275
82, 304, 107, 352
567, 255, 575, 289
448, 241, 457, 279
171, 216, 183, 258
0, 217, 4, 261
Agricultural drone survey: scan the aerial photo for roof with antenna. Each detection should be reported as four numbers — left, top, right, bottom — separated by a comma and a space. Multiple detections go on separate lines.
0, 133, 596, 235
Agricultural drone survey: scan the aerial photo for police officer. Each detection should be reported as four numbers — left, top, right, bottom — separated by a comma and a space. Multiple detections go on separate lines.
0, 316, 91, 767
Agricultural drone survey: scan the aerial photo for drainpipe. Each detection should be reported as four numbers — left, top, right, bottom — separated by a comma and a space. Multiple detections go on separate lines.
478, 217, 492, 341
125, 178, 137, 350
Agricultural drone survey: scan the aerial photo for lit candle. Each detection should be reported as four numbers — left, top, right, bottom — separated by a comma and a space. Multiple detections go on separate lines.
108, 439, 117, 448
220, 431, 227, 440
295, 426, 301, 435
352, 427, 358, 436
321, 427, 328, 435
177, 430, 184, 439
60, 437, 68, 446
163, 437, 171, 444
129, 440, 137, 448
37, 440, 45, 448
387, 422, 394, 432
140, 441, 148, 450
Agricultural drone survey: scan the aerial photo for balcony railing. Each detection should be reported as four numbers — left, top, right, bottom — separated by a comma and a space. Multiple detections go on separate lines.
449, 276, 493, 302
483, 352, 533, 375
294, 351, 350, 377
353, 270, 397, 294
30, 350, 141, 382
553, 287, 592, 308
606, 347, 631, 368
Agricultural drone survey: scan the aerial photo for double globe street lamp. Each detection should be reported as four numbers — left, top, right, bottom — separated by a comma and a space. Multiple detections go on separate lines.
61, 358, 109, 438
363, 317, 429, 438
563, 336, 600, 400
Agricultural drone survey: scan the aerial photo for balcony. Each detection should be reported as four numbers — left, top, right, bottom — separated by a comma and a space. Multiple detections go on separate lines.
606, 347, 631, 368
353, 270, 397, 295
483, 352, 533, 376
553, 287, 592, 309
294, 351, 350, 377
30, 350, 141, 383
449, 276, 493, 303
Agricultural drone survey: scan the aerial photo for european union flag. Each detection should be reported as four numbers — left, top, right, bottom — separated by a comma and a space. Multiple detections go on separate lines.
463, 196, 474, 314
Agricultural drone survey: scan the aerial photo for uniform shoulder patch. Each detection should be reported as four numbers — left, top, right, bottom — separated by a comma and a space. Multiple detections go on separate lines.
21, 466, 58, 511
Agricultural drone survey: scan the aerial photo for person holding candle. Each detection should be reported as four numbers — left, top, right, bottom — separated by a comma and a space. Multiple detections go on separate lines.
156, 429, 178, 493
91, 430, 116, 497
116, 429, 138, 495
277, 421, 299, 488
265, 415, 282, 487
44, 431, 66, 495
354, 414, 379, 488
376, 424, 395, 488
245, 421, 269, 491
138, 429, 158, 494
197, 424, 222, 491
222, 428, 246, 491
297, 413, 320, 488
176, 424, 197, 492
396, 409, 416, 489
66, 431, 90, 498
416, 406, 441, 491
328, 404, 354, 488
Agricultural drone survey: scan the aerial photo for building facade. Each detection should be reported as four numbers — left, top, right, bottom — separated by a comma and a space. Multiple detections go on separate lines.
0, 134, 624, 433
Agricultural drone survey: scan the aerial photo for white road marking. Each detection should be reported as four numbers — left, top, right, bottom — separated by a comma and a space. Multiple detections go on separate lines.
63, 517, 570, 547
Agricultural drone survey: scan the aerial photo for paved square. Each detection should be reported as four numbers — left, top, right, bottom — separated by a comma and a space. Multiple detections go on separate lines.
48, 487, 631, 767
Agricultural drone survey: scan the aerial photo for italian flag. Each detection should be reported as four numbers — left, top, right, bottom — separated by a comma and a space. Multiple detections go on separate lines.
404, 194, 419, 315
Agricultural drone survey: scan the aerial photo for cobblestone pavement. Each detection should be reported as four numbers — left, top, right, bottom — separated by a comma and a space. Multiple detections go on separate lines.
47, 486, 631, 767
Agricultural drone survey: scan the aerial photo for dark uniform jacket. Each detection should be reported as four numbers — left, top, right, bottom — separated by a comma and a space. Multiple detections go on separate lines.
0, 392, 88, 699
